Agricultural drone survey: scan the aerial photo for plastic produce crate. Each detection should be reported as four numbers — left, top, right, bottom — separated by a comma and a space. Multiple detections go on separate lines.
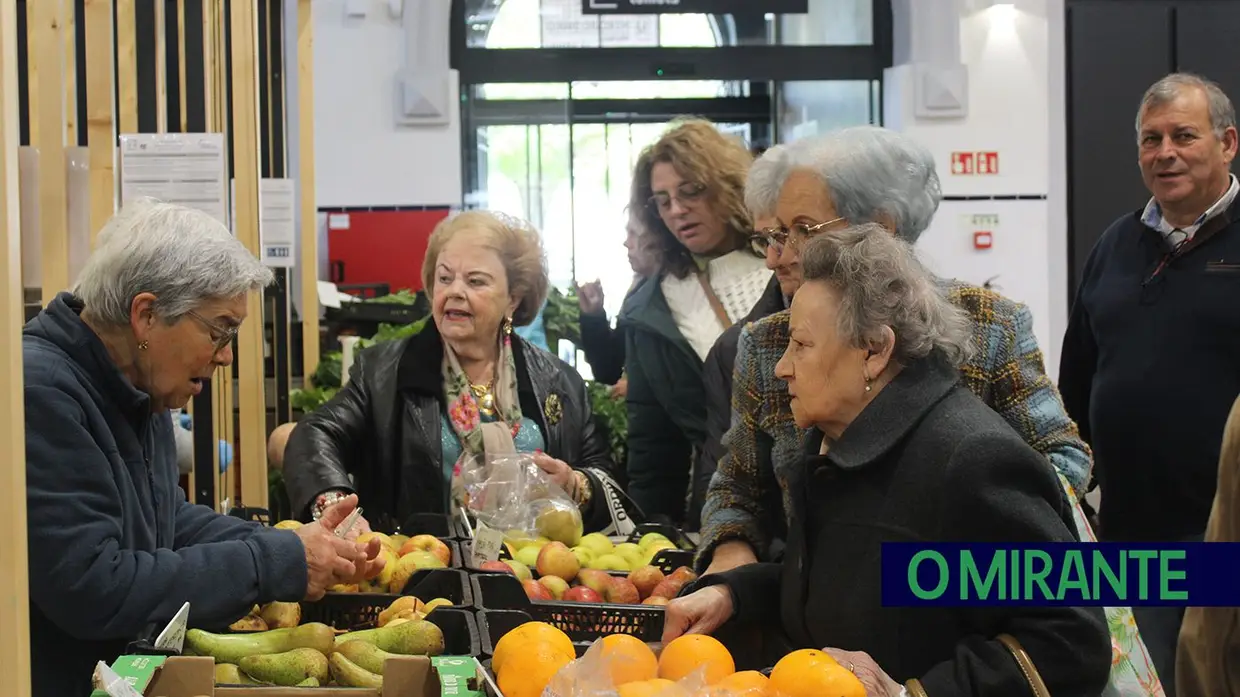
399, 512, 467, 539
478, 609, 591, 659
301, 568, 474, 630
463, 538, 690, 577
471, 573, 664, 644
626, 523, 696, 573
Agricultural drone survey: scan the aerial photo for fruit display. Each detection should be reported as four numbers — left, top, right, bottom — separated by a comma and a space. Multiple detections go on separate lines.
193, 595, 447, 687
318, 530, 455, 595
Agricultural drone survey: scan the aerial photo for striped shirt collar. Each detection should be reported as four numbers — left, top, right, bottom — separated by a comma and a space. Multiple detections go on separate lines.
1141, 173, 1239, 242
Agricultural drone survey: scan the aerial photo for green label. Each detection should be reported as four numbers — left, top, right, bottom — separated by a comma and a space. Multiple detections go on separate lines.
89, 655, 168, 697
433, 656, 484, 697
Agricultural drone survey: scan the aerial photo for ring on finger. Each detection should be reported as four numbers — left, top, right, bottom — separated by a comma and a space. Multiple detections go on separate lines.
846, 661, 856, 673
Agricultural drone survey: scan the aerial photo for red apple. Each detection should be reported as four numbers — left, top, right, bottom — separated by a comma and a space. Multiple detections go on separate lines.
577, 569, 614, 596
563, 586, 603, 603
667, 566, 698, 586
649, 579, 684, 600
642, 596, 670, 606
536, 542, 581, 581
538, 575, 570, 600
522, 579, 554, 601
627, 566, 665, 600
400, 535, 452, 566
605, 578, 641, 605
480, 561, 514, 575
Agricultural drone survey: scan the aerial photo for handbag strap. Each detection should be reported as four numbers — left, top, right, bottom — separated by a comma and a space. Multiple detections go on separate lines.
904, 635, 1050, 697
696, 271, 733, 330
997, 633, 1052, 697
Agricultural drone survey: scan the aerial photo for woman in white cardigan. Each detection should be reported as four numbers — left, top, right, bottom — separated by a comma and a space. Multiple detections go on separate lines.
617, 119, 772, 525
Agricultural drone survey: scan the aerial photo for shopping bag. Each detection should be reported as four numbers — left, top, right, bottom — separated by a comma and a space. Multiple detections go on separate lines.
1059, 473, 1166, 697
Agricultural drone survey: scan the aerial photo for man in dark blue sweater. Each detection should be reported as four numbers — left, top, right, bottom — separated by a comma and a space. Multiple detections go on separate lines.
1059, 72, 1238, 695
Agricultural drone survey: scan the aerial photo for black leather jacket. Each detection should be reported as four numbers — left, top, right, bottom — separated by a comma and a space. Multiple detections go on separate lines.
284, 322, 625, 534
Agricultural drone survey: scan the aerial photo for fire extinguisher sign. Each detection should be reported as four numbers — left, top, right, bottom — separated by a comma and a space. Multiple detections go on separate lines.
951, 151, 1000, 175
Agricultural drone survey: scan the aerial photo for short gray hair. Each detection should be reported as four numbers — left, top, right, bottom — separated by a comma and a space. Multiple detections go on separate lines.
1136, 72, 1236, 139
74, 199, 274, 326
799, 222, 972, 366
783, 126, 941, 243
744, 144, 792, 219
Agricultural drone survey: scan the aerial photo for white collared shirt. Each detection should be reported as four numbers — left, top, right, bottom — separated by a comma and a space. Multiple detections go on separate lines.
1141, 173, 1239, 247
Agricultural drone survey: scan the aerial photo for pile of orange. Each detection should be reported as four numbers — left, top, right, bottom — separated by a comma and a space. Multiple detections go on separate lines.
769, 649, 865, 697
491, 621, 575, 697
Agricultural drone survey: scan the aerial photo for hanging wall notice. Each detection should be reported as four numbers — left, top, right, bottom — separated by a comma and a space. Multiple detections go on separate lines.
259, 179, 296, 267
582, 0, 807, 14
118, 134, 228, 226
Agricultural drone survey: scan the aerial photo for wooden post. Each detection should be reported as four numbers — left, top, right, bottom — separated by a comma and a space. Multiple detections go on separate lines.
84, 0, 115, 244
63, 0, 77, 145
230, 0, 269, 509
297, 0, 320, 380
0, 0, 33, 694
154, 0, 167, 133
28, 0, 71, 304
115, 0, 137, 135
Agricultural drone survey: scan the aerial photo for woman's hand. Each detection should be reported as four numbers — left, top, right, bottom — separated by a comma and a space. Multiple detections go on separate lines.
821, 649, 903, 697
609, 376, 628, 399
533, 451, 578, 498
576, 280, 605, 315
662, 585, 735, 644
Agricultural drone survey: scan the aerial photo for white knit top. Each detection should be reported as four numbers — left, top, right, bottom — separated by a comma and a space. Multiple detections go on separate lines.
660, 250, 772, 361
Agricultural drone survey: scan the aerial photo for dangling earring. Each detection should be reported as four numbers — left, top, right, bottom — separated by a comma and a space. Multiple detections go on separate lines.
865, 380, 872, 392
138, 340, 149, 351
502, 316, 513, 336
863, 369, 872, 392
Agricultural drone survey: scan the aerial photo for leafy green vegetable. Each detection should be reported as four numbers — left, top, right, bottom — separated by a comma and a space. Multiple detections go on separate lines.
587, 381, 628, 466
543, 286, 581, 350
361, 289, 422, 305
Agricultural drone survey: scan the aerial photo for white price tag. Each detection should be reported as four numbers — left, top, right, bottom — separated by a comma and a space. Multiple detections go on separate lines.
154, 602, 190, 652
471, 522, 505, 566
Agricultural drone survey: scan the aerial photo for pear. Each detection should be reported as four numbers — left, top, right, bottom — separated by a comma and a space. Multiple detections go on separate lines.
336, 639, 402, 675
258, 601, 301, 629
213, 663, 262, 686
228, 614, 268, 632
377, 596, 425, 627
333, 618, 445, 656
185, 623, 335, 664
295, 677, 321, 687
330, 652, 384, 689
238, 647, 329, 686
535, 508, 583, 546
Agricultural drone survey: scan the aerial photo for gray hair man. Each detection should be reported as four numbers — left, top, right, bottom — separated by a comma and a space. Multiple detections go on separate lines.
23, 200, 385, 697
1059, 71, 1239, 694
698, 125, 1093, 578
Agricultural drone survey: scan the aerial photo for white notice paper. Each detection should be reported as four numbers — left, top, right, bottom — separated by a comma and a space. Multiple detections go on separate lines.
118, 134, 228, 226
471, 522, 505, 566
259, 178, 296, 267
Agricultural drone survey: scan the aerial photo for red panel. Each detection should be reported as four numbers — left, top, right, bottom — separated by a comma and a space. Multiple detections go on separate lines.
326, 209, 451, 292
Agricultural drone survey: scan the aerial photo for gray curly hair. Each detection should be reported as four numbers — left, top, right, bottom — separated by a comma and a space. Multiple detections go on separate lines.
745, 126, 941, 243
74, 199, 273, 326
799, 223, 973, 366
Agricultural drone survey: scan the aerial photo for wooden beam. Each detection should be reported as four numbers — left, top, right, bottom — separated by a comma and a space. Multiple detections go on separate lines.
177, 0, 187, 133
115, 0, 137, 134
63, 0, 77, 145
297, 0, 320, 380
84, 0, 115, 245
0, 0, 33, 694
154, 0, 166, 132
230, 0, 269, 509
29, 0, 71, 304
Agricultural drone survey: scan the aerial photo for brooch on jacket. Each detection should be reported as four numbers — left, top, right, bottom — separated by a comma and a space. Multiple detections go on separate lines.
544, 393, 563, 426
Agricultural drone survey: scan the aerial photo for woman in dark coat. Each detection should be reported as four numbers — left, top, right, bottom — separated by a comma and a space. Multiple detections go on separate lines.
664, 225, 1110, 696
284, 211, 628, 535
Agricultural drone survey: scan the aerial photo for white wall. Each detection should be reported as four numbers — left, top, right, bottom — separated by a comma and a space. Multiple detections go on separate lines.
884, 0, 1066, 375
311, 0, 462, 209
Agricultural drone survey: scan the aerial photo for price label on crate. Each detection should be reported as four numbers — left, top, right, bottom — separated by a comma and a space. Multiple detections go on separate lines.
472, 521, 505, 566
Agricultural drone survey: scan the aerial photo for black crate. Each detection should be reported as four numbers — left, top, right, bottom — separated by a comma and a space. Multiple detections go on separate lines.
330, 607, 481, 657
471, 573, 664, 645
301, 568, 473, 630
625, 523, 697, 574
478, 609, 591, 659
399, 512, 466, 539
462, 540, 671, 578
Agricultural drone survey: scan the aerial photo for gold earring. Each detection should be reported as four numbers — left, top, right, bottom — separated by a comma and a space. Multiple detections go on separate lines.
503, 317, 513, 335
138, 340, 149, 351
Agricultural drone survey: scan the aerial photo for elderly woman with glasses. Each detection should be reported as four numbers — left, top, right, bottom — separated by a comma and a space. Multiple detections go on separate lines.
697, 126, 1095, 577
23, 200, 384, 697
666, 226, 1112, 697
619, 119, 773, 526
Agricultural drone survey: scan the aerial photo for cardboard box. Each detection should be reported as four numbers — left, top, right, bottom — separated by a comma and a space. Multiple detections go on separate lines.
96, 654, 488, 697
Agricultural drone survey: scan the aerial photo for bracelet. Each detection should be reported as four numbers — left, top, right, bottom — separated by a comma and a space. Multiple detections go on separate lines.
312, 490, 350, 520
573, 470, 592, 508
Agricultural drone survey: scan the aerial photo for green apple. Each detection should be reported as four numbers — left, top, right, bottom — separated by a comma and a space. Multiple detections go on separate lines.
571, 546, 595, 568
515, 545, 541, 569
589, 554, 629, 572
614, 543, 644, 567
504, 559, 532, 581
579, 533, 614, 556
637, 532, 671, 551
535, 508, 583, 547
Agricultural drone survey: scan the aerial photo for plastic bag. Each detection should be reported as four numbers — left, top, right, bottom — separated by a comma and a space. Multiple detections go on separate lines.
543, 637, 711, 697
460, 452, 584, 548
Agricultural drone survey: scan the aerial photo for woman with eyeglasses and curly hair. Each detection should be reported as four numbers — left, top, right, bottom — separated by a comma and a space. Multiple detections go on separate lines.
617, 119, 773, 526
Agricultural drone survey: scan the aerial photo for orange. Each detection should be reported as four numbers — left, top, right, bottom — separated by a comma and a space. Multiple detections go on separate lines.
497, 641, 575, 697
491, 621, 574, 675
618, 678, 692, 697
769, 650, 864, 697
658, 634, 736, 685
699, 670, 772, 696
599, 634, 660, 686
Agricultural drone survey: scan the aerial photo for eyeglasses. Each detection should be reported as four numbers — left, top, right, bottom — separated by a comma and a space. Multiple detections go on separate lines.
648, 182, 707, 213
187, 310, 239, 354
749, 217, 847, 255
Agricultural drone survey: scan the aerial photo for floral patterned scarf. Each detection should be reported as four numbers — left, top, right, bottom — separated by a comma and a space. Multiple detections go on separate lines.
443, 331, 523, 509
